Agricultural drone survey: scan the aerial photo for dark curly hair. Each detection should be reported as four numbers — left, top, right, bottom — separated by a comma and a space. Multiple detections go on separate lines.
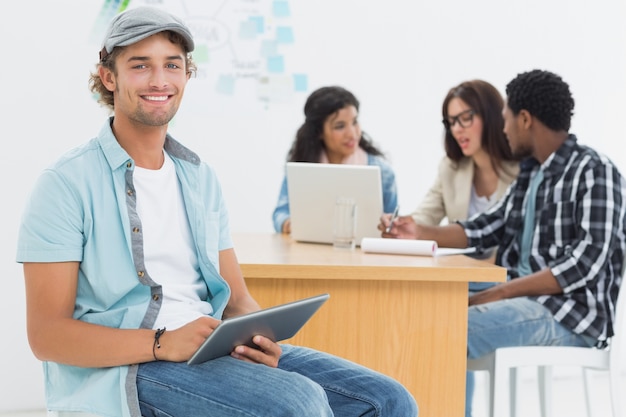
287, 86, 384, 162
505, 69, 574, 131
442, 79, 518, 174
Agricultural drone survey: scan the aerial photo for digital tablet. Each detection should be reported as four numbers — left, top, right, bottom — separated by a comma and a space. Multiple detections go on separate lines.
187, 293, 330, 365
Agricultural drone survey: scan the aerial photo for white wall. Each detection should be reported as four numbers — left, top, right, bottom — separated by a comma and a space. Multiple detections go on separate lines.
2, 0, 625, 411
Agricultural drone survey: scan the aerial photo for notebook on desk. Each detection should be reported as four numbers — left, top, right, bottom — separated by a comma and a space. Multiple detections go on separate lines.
286, 162, 383, 245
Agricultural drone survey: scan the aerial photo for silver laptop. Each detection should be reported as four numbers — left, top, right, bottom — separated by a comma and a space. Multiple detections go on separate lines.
286, 162, 383, 245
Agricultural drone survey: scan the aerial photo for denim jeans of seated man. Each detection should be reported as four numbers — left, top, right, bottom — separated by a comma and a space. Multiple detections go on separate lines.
468, 281, 497, 292
137, 344, 418, 417
464, 296, 595, 417
467, 248, 501, 292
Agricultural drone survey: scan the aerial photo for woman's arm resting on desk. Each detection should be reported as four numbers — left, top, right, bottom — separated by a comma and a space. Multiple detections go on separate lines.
282, 219, 291, 234
379, 214, 418, 238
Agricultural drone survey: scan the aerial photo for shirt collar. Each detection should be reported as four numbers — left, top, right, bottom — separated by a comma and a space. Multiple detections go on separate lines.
519, 133, 578, 177
96, 117, 202, 170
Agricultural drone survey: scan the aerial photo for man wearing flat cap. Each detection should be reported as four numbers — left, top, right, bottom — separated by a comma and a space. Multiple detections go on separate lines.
16, 7, 418, 417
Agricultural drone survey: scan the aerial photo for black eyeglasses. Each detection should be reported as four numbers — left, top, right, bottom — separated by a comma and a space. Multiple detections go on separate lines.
442, 109, 475, 130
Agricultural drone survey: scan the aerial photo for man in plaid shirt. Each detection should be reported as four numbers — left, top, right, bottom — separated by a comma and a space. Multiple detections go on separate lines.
381, 69, 626, 417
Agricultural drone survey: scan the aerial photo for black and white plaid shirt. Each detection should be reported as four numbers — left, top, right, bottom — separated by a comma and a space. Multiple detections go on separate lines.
461, 135, 626, 341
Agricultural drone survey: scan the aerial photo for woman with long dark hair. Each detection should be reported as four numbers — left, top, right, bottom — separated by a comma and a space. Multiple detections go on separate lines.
410, 79, 520, 230
272, 86, 398, 233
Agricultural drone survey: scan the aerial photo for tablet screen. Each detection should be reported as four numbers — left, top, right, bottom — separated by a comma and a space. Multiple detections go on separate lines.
187, 293, 330, 365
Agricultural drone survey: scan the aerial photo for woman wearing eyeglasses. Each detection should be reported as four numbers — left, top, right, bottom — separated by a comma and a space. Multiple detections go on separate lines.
410, 79, 519, 233
381, 80, 519, 266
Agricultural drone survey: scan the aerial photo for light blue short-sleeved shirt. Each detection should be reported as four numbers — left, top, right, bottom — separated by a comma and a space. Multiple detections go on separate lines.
16, 118, 232, 417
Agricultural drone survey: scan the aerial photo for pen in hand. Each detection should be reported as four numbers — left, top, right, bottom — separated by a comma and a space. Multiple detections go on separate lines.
385, 206, 400, 233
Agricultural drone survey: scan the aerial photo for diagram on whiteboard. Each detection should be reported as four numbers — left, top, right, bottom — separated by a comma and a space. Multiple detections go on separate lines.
92, 0, 308, 110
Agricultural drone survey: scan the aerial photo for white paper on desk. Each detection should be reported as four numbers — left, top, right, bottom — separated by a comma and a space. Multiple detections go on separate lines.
360, 237, 476, 257
435, 247, 477, 256
360, 238, 437, 256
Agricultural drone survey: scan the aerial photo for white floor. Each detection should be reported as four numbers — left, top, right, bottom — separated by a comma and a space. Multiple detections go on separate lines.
3, 369, 625, 417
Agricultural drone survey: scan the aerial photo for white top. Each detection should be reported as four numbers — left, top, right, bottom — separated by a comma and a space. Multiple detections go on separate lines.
468, 185, 497, 218
134, 152, 213, 330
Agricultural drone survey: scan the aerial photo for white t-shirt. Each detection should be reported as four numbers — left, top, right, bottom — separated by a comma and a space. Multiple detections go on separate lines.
468, 185, 497, 218
133, 151, 213, 330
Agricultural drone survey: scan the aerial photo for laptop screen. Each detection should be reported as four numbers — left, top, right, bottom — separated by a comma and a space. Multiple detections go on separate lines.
286, 162, 383, 245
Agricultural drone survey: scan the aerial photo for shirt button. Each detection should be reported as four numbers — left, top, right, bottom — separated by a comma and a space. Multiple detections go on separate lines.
153, 294, 160, 301
133, 227, 140, 233
127, 189, 134, 196
138, 271, 144, 278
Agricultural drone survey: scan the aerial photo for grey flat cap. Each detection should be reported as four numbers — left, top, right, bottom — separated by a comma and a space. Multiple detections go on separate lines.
100, 6, 194, 61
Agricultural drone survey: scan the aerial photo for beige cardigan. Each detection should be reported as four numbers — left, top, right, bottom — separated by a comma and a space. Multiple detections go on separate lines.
411, 157, 519, 226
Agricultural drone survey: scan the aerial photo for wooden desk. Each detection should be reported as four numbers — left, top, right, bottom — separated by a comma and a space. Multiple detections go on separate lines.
232, 233, 506, 417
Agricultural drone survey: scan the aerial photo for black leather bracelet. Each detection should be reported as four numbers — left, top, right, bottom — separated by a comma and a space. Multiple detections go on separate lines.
153, 327, 166, 361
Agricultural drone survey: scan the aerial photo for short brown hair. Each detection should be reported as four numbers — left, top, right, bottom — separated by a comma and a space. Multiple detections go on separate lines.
88, 31, 197, 111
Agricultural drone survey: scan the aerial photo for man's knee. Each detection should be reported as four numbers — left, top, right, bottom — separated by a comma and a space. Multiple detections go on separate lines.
272, 373, 333, 416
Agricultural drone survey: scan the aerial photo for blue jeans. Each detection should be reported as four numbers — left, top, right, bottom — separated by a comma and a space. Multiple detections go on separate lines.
464, 297, 596, 417
468, 281, 497, 292
137, 344, 418, 417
